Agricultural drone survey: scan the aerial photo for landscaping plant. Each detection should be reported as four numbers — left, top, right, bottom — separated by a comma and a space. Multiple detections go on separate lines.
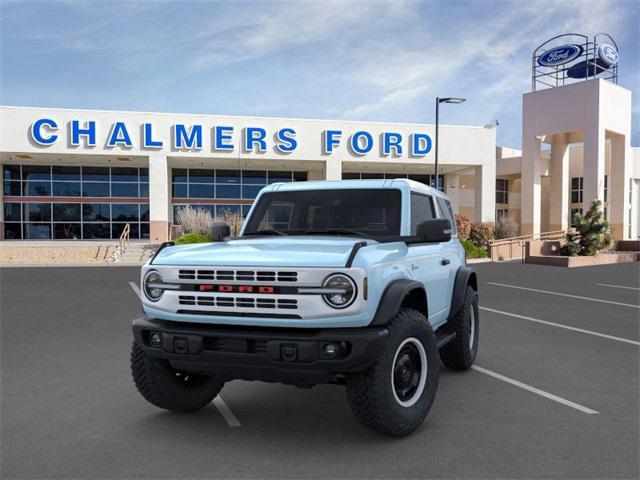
175, 206, 214, 235
469, 221, 495, 251
454, 214, 471, 240
560, 199, 613, 256
494, 216, 519, 240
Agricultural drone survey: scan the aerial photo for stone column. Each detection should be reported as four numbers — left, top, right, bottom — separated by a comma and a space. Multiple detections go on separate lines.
609, 134, 631, 240
582, 126, 606, 211
324, 159, 342, 181
549, 134, 570, 231
148, 153, 171, 242
521, 135, 543, 236
474, 163, 496, 223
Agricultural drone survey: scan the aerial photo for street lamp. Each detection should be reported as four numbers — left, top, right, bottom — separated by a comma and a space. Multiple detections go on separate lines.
435, 97, 466, 191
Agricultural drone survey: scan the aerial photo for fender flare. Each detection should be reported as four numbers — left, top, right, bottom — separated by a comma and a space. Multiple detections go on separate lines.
447, 267, 477, 321
370, 279, 427, 326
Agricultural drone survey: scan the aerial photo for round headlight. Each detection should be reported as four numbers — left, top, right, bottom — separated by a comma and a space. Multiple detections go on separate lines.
143, 270, 164, 302
322, 274, 356, 309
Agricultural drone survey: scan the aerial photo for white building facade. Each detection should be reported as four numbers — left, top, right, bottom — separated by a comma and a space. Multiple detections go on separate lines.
0, 106, 496, 242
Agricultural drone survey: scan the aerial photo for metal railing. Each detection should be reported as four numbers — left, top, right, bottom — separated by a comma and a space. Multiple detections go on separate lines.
106, 223, 131, 263
489, 229, 572, 262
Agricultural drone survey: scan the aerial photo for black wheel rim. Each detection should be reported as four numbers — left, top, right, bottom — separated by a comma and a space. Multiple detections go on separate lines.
393, 343, 422, 402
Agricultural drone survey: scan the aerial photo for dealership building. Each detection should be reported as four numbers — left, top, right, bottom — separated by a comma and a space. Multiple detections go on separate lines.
0, 35, 638, 243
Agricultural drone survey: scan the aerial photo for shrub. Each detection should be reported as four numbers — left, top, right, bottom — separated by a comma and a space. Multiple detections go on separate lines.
560, 199, 613, 256
494, 216, 519, 240
175, 206, 213, 235
214, 210, 245, 237
454, 214, 471, 240
174, 232, 212, 244
461, 239, 488, 259
469, 222, 495, 250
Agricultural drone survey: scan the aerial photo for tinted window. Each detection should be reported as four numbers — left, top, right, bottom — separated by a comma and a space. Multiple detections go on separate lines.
83, 203, 110, 221
52, 182, 81, 197
410, 193, 435, 234
52, 166, 80, 181
244, 189, 401, 238
436, 196, 456, 235
53, 203, 81, 221
82, 167, 109, 182
23, 166, 51, 181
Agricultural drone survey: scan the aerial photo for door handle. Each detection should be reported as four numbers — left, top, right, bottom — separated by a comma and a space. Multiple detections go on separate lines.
441, 258, 450, 266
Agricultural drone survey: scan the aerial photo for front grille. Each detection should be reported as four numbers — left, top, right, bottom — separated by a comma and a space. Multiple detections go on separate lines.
178, 269, 298, 283
178, 295, 298, 310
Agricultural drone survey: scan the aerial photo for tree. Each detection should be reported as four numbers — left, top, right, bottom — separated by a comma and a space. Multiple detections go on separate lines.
560, 199, 613, 256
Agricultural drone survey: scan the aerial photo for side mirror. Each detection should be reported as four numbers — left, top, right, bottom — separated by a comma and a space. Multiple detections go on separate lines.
417, 219, 452, 243
211, 222, 231, 242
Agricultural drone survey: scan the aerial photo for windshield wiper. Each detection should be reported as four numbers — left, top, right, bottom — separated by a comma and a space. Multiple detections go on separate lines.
243, 229, 288, 236
304, 228, 370, 238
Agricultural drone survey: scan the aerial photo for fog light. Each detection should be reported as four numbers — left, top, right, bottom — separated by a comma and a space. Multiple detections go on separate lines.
150, 332, 162, 348
323, 343, 338, 358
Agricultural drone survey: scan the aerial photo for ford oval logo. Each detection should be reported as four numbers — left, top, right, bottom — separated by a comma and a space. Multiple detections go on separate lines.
598, 44, 618, 66
538, 44, 583, 67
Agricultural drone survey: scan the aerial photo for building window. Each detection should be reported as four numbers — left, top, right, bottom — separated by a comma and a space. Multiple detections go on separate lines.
171, 169, 307, 221
341, 172, 445, 191
2, 164, 149, 240
604, 175, 608, 203
496, 179, 508, 204
571, 177, 583, 203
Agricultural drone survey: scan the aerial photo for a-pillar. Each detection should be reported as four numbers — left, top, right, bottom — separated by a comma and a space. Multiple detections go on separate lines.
521, 135, 543, 236
148, 153, 171, 242
549, 134, 570, 231
582, 126, 605, 211
609, 133, 631, 240
474, 163, 495, 222
324, 159, 342, 181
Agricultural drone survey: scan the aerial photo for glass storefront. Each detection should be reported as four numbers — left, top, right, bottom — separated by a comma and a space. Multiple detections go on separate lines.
172, 168, 307, 220
3, 164, 149, 239
342, 172, 445, 191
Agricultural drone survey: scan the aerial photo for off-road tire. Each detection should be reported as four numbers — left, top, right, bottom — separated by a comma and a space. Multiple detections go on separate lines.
131, 341, 224, 413
345, 309, 440, 437
439, 286, 479, 369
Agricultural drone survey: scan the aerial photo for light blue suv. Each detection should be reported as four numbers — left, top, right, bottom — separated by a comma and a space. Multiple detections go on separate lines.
131, 179, 479, 436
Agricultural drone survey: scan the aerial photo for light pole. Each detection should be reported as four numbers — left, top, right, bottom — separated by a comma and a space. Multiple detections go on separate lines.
435, 97, 466, 190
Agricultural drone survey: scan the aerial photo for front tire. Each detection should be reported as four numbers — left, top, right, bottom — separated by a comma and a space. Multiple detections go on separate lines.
345, 309, 440, 437
131, 341, 224, 413
439, 286, 479, 369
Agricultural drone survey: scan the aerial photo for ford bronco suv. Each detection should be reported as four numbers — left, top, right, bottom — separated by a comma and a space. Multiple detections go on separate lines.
131, 179, 479, 436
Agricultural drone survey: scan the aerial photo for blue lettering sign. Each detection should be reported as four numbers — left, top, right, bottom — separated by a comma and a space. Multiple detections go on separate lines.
71, 120, 96, 147
350, 131, 373, 155
598, 44, 618, 66
383, 132, 403, 156
411, 133, 432, 156
538, 44, 583, 67
323, 130, 342, 154
244, 127, 267, 152
275, 128, 297, 153
107, 122, 132, 148
214, 126, 234, 151
143, 123, 163, 148
173, 124, 202, 150
30, 118, 58, 145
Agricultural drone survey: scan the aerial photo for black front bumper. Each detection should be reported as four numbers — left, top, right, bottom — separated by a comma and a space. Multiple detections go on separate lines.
132, 317, 389, 385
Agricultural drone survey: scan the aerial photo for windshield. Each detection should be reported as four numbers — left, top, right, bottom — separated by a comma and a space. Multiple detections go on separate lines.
243, 188, 402, 238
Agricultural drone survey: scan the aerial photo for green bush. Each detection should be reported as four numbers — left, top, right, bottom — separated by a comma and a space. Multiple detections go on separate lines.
174, 233, 212, 244
469, 222, 495, 250
461, 239, 487, 259
560, 199, 613, 256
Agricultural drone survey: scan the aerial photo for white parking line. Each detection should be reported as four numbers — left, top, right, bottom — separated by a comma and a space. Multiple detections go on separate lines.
129, 281, 142, 300
472, 365, 599, 415
480, 306, 640, 346
596, 283, 640, 291
213, 396, 242, 427
487, 282, 640, 309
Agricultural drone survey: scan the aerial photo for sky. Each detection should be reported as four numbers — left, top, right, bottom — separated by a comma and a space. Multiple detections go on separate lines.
1, 0, 638, 148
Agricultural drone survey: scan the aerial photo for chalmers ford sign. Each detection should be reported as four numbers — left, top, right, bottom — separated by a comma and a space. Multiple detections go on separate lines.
29, 118, 434, 157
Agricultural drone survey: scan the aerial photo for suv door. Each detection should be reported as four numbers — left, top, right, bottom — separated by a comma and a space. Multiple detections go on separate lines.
434, 196, 463, 317
407, 192, 450, 326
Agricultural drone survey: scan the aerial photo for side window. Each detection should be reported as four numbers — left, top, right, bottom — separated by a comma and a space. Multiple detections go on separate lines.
436, 196, 457, 236
410, 193, 435, 234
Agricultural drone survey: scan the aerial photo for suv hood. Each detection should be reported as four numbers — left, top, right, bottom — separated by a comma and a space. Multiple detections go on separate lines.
151, 237, 370, 268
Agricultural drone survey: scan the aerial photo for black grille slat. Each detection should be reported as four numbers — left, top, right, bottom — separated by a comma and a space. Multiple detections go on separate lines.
178, 295, 297, 310
178, 269, 297, 283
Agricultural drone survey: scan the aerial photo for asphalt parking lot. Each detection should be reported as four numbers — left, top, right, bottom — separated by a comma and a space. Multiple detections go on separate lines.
1, 262, 638, 479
